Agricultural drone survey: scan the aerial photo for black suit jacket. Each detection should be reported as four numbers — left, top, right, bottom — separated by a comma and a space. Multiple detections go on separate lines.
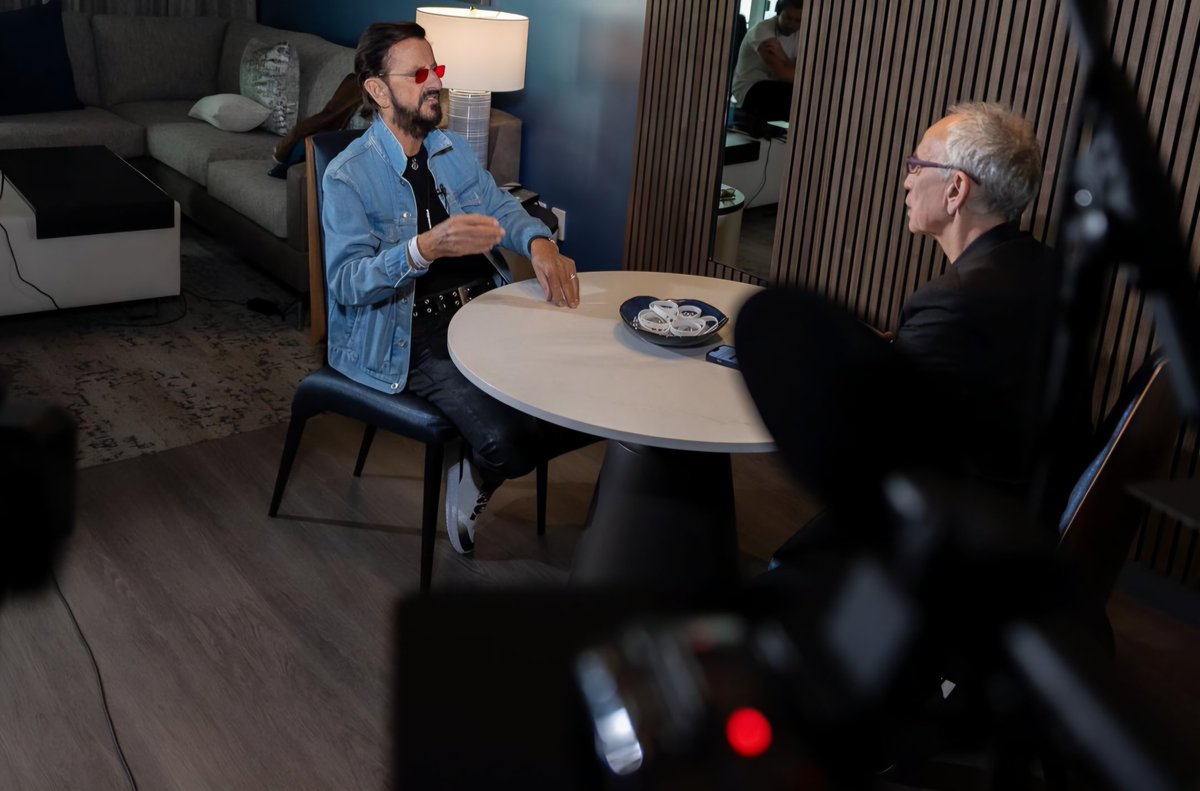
894, 223, 1087, 493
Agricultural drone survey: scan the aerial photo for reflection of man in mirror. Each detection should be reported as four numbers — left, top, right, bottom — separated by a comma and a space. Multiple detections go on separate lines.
730, 0, 803, 125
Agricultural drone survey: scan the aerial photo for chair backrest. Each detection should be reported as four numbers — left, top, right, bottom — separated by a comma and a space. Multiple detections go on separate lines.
1058, 356, 1179, 608
305, 128, 366, 344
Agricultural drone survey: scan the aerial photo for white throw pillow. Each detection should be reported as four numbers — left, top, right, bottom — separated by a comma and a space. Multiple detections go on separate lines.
188, 93, 271, 132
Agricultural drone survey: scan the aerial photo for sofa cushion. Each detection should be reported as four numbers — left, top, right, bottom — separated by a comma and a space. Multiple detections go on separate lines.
62, 11, 100, 107
93, 14, 227, 106
189, 93, 271, 133
239, 38, 299, 136
110, 100, 277, 185
0, 0, 83, 116
0, 107, 144, 159
207, 159, 287, 238
219, 20, 355, 123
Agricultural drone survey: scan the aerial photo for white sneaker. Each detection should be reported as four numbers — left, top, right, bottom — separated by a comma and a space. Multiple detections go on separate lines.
444, 447, 499, 555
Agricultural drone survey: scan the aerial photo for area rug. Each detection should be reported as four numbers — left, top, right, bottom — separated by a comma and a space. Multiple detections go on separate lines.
0, 222, 323, 468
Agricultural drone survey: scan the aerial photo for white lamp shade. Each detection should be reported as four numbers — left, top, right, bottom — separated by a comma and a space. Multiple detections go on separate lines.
416, 7, 529, 93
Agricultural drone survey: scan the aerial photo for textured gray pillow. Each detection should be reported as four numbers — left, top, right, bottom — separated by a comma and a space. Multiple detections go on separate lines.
189, 93, 272, 132
239, 38, 299, 136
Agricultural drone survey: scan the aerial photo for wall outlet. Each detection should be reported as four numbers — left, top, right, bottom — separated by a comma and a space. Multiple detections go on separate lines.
551, 207, 567, 241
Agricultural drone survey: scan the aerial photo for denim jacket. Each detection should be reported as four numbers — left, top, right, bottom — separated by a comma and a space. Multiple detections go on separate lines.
322, 116, 552, 394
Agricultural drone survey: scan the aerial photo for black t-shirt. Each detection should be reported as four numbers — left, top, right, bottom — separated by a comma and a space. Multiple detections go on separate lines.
404, 146, 495, 299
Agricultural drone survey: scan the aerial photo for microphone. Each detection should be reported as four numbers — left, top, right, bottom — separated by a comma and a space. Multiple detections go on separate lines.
436, 184, 447, 202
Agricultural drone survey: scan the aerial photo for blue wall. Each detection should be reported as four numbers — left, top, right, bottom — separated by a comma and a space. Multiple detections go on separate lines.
260, 0, 646, 272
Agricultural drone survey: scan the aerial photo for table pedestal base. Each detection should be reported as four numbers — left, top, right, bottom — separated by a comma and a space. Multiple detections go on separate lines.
570, 441, 739, 591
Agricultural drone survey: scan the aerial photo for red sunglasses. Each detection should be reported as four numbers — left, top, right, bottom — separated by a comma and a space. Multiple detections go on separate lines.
379, 64, 446, 84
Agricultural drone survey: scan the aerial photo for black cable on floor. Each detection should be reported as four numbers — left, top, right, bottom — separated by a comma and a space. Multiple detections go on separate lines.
0, 173, 61, 310
51, 571, 139, 791
279, 298, 302, 320
93, 293, 189, 328
182, 287, 245, 308
745, 136, 774, 208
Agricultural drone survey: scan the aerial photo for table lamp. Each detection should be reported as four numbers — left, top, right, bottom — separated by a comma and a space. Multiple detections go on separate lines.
415, 6, 529, 168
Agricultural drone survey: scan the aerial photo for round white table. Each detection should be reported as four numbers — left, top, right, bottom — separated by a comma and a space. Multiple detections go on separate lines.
448, 270, 773, 588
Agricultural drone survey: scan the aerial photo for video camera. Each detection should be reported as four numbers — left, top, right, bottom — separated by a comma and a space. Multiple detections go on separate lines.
0, 379, 75, 598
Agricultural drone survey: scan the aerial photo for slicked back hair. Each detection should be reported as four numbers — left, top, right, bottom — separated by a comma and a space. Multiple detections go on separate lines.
355, 22, 426, 119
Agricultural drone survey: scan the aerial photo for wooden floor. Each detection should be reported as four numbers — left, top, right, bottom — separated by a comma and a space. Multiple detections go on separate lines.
0, 415, 809, 790
731, 204, 778, 283
1, 415, 1196, 789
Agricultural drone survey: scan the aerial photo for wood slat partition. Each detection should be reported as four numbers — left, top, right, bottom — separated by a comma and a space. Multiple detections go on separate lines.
625, 0, 1199, 583
624, 0, 734, 276
771, 0, 1200, 584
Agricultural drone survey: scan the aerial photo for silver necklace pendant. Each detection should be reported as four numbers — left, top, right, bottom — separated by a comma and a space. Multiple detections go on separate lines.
410, 158, 419, 171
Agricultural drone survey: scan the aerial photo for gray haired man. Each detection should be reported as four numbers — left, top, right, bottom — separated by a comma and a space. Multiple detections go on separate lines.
769, 103, 1089, 569
895, 101, 1088, 495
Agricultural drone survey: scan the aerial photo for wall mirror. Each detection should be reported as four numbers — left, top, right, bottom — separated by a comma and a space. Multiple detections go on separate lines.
624, 0, 793, 286
711, 0, 799, 284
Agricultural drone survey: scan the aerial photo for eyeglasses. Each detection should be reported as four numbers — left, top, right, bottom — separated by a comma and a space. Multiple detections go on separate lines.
905, 157, 956, 175
905, 156, 977, 182
379, 64, 446, 84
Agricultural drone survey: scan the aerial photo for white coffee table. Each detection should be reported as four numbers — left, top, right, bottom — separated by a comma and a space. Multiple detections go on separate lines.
448, 270, 773, 589
0, 147, 180, 317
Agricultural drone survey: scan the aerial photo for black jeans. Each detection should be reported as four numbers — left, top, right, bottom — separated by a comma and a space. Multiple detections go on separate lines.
405, 312, 593, 481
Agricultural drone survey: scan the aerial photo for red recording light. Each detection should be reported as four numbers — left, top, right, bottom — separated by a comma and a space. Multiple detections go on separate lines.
725, 707, 772, 757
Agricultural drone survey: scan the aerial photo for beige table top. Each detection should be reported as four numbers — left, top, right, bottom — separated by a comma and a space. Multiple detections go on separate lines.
447, 270, 774, 453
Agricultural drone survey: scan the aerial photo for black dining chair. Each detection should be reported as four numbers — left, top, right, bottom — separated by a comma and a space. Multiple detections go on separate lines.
268, 129, 548, 593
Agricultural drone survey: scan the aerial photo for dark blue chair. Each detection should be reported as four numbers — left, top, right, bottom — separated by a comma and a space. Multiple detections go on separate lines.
268, 129, 548, 593
1058, 356, 1177, 614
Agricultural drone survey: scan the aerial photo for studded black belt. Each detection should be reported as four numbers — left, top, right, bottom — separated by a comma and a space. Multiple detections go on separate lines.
413, 277, 497, 319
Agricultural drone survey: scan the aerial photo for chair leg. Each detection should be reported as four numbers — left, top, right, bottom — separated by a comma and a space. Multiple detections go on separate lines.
419, 442, 445, 594
583, 473, 601, 530
353, 425, 377, 477
536, 459, 548, 536
268, 415, 309, 517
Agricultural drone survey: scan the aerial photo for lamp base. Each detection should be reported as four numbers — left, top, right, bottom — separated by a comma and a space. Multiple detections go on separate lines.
447, 89, 492, 169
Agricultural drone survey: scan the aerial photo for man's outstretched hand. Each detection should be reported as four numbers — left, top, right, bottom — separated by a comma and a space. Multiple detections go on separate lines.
417, 215, 505, 259
530, 238, 579, 308
415, 217, 578, 308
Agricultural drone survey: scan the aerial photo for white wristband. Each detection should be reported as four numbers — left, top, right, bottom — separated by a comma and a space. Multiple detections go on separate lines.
408, 235, 432, 271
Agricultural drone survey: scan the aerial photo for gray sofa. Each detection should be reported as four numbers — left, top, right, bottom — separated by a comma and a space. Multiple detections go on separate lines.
0, 12, 352, 292
0, 12, 526, 295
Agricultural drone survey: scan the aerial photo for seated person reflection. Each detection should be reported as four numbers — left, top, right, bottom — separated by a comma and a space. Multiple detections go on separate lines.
730, 0, 803, 125
774, 102, 1089, 563
322, 22, 585, 555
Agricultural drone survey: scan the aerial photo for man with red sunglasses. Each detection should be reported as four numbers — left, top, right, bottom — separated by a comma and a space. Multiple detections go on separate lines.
322, 22, 588, 555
